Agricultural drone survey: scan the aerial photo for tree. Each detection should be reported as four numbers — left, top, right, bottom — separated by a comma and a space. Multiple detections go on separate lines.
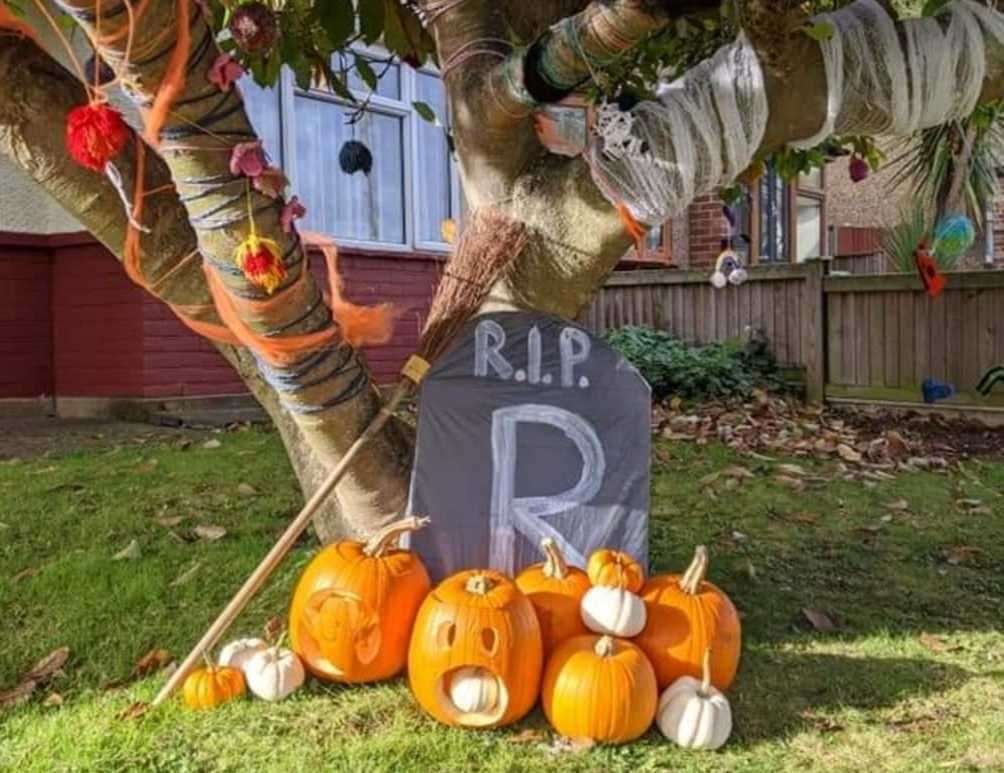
2, 0, 1003, 542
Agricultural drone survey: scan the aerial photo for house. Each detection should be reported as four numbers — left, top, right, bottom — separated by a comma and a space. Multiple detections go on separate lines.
2, 43, 1001, 418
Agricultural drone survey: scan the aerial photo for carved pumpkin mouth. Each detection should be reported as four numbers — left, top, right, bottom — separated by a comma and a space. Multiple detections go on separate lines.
435, 666, 510, 727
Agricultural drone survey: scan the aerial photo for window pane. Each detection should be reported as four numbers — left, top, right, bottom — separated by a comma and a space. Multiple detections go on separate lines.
645, 225, 663, 252
414, 72, 452, 244
799, 167, 823, 190
240, 80, 282, 167
728, 192, 752, 263
797, 195, 823, 261
294, 96, 405, 244
334, 52, 401, 99
759, 173, 788, 261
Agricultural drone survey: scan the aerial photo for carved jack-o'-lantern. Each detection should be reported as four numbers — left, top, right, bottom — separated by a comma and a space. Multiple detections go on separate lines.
289, 517, 431, 683
407, 570, 543, 728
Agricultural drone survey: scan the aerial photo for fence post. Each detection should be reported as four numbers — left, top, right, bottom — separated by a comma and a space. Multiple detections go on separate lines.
802, 258, 827, 404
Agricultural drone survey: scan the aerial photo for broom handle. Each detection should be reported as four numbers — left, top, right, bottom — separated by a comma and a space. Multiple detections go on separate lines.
153, 378, 415, 707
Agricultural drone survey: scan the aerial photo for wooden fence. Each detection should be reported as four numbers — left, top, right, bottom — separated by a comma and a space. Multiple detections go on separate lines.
581, 261, 1004, 411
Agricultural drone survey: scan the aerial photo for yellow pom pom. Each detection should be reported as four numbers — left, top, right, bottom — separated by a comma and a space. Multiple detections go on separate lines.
234, 234, 287, 294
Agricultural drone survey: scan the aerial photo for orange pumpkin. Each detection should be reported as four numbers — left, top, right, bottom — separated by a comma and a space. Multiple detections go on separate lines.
542, 634, 657, 744
182, 664, 246, 709
289, 516, 431, 683
407, 570, 542, 728
587, 548, 644, 592
635, 545, 741, 690
515, 538, 591, 655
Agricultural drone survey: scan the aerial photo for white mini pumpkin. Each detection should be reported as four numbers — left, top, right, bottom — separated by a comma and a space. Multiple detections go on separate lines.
656, 650, 732, 750
218, 637, 267, 672
449, 666, 500, 714
580, 586, 647, 637
244, 646, 306, 702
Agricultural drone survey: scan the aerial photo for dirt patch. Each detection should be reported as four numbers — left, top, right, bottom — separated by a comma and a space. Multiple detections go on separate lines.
0, 417, 216, 460
835, 408, 1004, 461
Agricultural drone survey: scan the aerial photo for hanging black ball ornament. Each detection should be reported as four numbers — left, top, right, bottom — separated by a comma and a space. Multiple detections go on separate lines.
339, 140, 373, 176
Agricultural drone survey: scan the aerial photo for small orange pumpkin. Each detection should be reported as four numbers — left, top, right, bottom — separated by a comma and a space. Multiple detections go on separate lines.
182, 663, 246, 710
407, 570, 542, 728
542, 634, 658, 744
515, 538, 591, 655
587, 548, 644, 592
635, 545, 741, 690
289, 516, 431, 683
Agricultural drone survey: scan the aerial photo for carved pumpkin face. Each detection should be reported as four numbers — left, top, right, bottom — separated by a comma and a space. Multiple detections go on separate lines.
182, 665, 246, 710
587, 548, 645, 592
635, 546, 741, 690
407, 570, 542, 728
515, 538, 591, 655
289, 518, 431, 683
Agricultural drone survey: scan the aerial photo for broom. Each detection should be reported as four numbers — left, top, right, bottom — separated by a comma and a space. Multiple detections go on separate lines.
152, 208, 528, 707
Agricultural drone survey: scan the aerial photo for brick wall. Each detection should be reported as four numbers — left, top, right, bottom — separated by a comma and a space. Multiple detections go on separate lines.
0, 237, 52, 398
687, 194, 730, 267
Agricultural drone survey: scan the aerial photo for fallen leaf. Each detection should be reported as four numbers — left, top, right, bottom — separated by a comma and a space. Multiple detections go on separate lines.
956, 498, 984, 509
113, 540, 142, 561
12, 567, 39, 582
919, 633, 949, 653
776, 463, 809, 477
117, 701, 150, 720
837, 444, 863, 463
170, 562, 202, 587
27, 647, 70, 682
699, 472, 721, 487
884, 499, 910, 511
669, 396, 683, 411
880, 514, 894, 523
42, 692, 64, 708
237, 483, 258, 497
135, 460, 159, 473
509, 728, 546, 745
787, 511, 819, 525
774, 475, 806, 491
801, 607, 837, 633
263, 615, 285, 643
202, 439, 222, 450
0, 679, 37, 708
155, 516, 185, 528
194, 525, 227, 542
731, 530, 748, 542
722, 465, 754, 479
944, 546, 983, 566
135, 649, 174, 677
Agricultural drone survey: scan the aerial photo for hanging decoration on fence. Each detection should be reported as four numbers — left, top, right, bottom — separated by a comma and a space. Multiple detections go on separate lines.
914, 242, 947, 298
710, 206, 749, 289
407, 311, 651, 582
921, 377, 955, 404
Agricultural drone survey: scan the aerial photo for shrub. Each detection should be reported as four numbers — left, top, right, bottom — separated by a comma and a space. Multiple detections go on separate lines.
603, 326, 783, 401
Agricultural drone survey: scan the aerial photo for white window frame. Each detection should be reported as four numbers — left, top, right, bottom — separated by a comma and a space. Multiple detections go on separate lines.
268, 46, 461, 255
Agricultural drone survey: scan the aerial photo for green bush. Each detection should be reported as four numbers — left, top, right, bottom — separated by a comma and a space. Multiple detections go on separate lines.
604, 325, 784, 400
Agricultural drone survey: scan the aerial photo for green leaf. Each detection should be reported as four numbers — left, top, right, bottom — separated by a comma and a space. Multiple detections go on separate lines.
358, 0, 386, 44
354, 55, 378, 92
382, 0, 425, 64
922, 0, 950, 17
318, 0, 355, 50
803, 21, 835, 42
412, 101, 437, 124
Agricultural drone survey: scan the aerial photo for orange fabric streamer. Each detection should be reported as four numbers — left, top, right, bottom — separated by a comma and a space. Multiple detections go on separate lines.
300, 231, 397, 348
616, 201, 646, 252
0, 4, 39, 42
143, 0, 190, 147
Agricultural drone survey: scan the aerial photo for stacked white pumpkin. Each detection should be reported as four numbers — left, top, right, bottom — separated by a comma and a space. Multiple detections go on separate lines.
218, 636, 305, 702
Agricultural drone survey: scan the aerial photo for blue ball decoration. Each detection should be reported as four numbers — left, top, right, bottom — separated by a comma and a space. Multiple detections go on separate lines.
932, 215, 976, 262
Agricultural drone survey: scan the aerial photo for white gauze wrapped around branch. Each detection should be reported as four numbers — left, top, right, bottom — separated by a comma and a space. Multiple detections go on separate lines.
791, 0, 1004, 148
587, 0, 1004, 226
587, 33, 767, 226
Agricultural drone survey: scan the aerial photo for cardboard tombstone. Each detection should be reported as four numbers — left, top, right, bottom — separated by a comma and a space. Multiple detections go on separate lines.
407, 311, 651, 581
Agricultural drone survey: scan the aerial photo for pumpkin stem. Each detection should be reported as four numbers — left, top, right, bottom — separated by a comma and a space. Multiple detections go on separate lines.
465, 573, 494, 595
540, 538, 569, 579
202, 650, 214, 671
679, 545, 710, 595
594, 635, 616, 658
362, 516, 430, 557
700, 648, 713, 695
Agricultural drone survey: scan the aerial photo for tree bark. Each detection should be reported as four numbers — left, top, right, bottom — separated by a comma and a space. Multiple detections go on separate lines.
45, 0, 414, 540
0, 32, 411, 540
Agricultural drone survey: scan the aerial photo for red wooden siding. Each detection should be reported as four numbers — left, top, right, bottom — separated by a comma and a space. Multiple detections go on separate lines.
0, 240, 52, 398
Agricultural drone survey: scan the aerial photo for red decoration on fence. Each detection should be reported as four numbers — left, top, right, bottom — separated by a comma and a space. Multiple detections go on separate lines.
914, 242, 946, 298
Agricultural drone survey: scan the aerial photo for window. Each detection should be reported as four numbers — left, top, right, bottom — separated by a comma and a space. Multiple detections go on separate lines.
796, 168, 825, 262
240, 50, 461, 252
758, 170, 788, 262
737, 165, 826, 264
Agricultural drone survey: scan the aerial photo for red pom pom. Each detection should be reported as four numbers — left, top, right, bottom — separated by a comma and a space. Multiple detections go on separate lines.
66, 103, 129, 172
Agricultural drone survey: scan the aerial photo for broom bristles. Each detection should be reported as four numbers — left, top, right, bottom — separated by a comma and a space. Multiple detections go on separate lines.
418, 207, 528, 364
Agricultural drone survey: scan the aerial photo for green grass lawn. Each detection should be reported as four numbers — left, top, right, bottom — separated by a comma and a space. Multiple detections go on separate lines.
1, 426, 1002, 772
